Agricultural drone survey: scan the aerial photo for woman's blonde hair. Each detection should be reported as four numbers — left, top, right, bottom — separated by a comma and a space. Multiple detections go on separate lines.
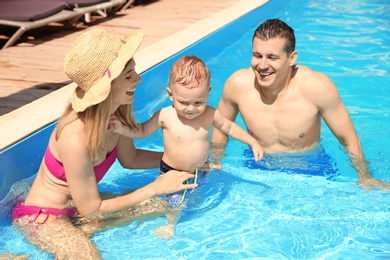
56, 92, 138, 161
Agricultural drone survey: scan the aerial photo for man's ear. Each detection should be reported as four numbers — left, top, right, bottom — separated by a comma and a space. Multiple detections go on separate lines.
166, 87, 174, 101
289, 50, 298, 66
209, 87, 212, 92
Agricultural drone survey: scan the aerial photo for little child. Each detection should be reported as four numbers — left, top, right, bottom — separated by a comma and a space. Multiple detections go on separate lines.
111, 54, 263, 200
110, 55, 264, 238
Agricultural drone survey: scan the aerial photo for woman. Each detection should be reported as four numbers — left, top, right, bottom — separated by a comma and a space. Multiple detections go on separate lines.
12, 28, 197, 259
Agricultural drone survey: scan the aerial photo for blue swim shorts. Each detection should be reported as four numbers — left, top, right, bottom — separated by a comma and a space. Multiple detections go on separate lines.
243, 146, 339, 180
159, 160, 208, 208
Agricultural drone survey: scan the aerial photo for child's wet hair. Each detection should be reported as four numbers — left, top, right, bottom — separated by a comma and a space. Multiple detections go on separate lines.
169, 55, 211, 89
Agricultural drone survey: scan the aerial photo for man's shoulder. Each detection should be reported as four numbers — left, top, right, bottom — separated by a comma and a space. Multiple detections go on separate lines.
295, 65, 331, 88
225, 67, 254, 87
230, 67, 253, 78
294, 65, 337, 99
295, 65, 326, 80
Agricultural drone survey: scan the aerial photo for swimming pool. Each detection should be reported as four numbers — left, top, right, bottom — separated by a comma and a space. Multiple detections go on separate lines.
1, 0, 389, 259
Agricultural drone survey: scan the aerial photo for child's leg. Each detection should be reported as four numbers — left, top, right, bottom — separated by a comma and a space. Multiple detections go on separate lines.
154, 207, 182, 240
154, 163, 207, 240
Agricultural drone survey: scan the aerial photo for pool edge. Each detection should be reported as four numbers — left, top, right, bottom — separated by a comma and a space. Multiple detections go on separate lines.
0, 0, 268, 151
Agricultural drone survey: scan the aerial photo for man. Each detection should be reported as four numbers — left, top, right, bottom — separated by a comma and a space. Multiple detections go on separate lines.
211, 18, 388, 189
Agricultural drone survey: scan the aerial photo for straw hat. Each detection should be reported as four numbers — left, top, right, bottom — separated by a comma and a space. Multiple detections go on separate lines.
64, 28, 145, 112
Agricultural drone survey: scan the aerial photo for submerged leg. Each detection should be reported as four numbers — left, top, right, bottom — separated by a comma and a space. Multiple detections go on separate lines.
13, 217, 101, 259
154, 204, 184, 240
75, 197, 169, 236
0, 252, 30, 259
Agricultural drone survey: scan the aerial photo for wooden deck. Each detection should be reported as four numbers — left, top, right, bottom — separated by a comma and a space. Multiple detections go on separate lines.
0, 0, 268, 150
0, 0, 245, 116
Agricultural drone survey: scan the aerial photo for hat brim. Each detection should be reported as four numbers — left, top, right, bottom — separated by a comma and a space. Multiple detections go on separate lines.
71, 31, 145, 112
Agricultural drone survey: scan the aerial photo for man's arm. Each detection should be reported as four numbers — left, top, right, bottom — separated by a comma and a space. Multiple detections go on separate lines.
211, 72, 241, 144
312, 71, 389, 189
210, 72, 241, 168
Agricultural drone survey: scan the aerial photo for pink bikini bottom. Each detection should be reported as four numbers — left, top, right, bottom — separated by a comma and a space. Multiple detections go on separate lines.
12, 200, 77, 224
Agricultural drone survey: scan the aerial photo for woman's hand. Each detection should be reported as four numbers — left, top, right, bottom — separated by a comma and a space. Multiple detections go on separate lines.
152, 170, 197, 195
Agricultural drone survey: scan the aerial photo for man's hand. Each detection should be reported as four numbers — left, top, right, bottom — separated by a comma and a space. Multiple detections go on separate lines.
357, 177, 390, 191
351, 153, 390, 191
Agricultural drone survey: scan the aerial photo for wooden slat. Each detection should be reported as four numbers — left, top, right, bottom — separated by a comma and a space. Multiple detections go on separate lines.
0, 0, 243, 116
0, 0, 269, 150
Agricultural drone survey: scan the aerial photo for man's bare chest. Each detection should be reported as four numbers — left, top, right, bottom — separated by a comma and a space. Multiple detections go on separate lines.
236, 94, 320, 150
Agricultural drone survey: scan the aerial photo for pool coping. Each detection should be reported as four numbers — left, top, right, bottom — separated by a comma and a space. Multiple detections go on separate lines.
0, 0, 268, 151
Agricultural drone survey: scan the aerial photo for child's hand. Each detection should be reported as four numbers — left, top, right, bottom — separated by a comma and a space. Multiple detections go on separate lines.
109, 116, 143, 138
252, 142, 264, 162
108, 116, 125, 134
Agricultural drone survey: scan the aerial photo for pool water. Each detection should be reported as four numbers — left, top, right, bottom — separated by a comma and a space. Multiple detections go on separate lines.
1, 0, 390, 259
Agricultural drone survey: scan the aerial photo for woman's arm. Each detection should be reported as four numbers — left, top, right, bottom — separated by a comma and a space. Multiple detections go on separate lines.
116, 134, 162, 169
95, 170, 197, 218
61, 132, 197, 220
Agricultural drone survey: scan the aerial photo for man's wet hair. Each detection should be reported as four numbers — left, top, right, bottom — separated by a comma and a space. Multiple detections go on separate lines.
253, 18, 296, 54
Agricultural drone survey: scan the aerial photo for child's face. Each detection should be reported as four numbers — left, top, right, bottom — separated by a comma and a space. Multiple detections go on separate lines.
167, 83, 211, 120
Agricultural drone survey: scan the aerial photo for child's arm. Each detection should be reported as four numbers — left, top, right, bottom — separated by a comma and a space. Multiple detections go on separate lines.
212, 108, 264, 161
109, 110, 162, 138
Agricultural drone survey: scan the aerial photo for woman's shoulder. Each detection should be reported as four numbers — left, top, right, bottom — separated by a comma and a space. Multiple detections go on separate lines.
56, 119, 87, 150
46, 122, 88, 168
60, 117, 84, 135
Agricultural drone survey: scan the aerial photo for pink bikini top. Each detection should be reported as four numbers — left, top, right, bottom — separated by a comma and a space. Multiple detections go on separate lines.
44, 146, 117, 183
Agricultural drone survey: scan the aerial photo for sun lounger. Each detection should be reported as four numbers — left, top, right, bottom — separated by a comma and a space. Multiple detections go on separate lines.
69, 0, 126, 23
120, 0, 135, 11
0, 0, 83, 49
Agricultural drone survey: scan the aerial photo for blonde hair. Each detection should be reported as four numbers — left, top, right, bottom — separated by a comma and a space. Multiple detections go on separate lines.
169, 55, 210, 89
56, 93, 137, 161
